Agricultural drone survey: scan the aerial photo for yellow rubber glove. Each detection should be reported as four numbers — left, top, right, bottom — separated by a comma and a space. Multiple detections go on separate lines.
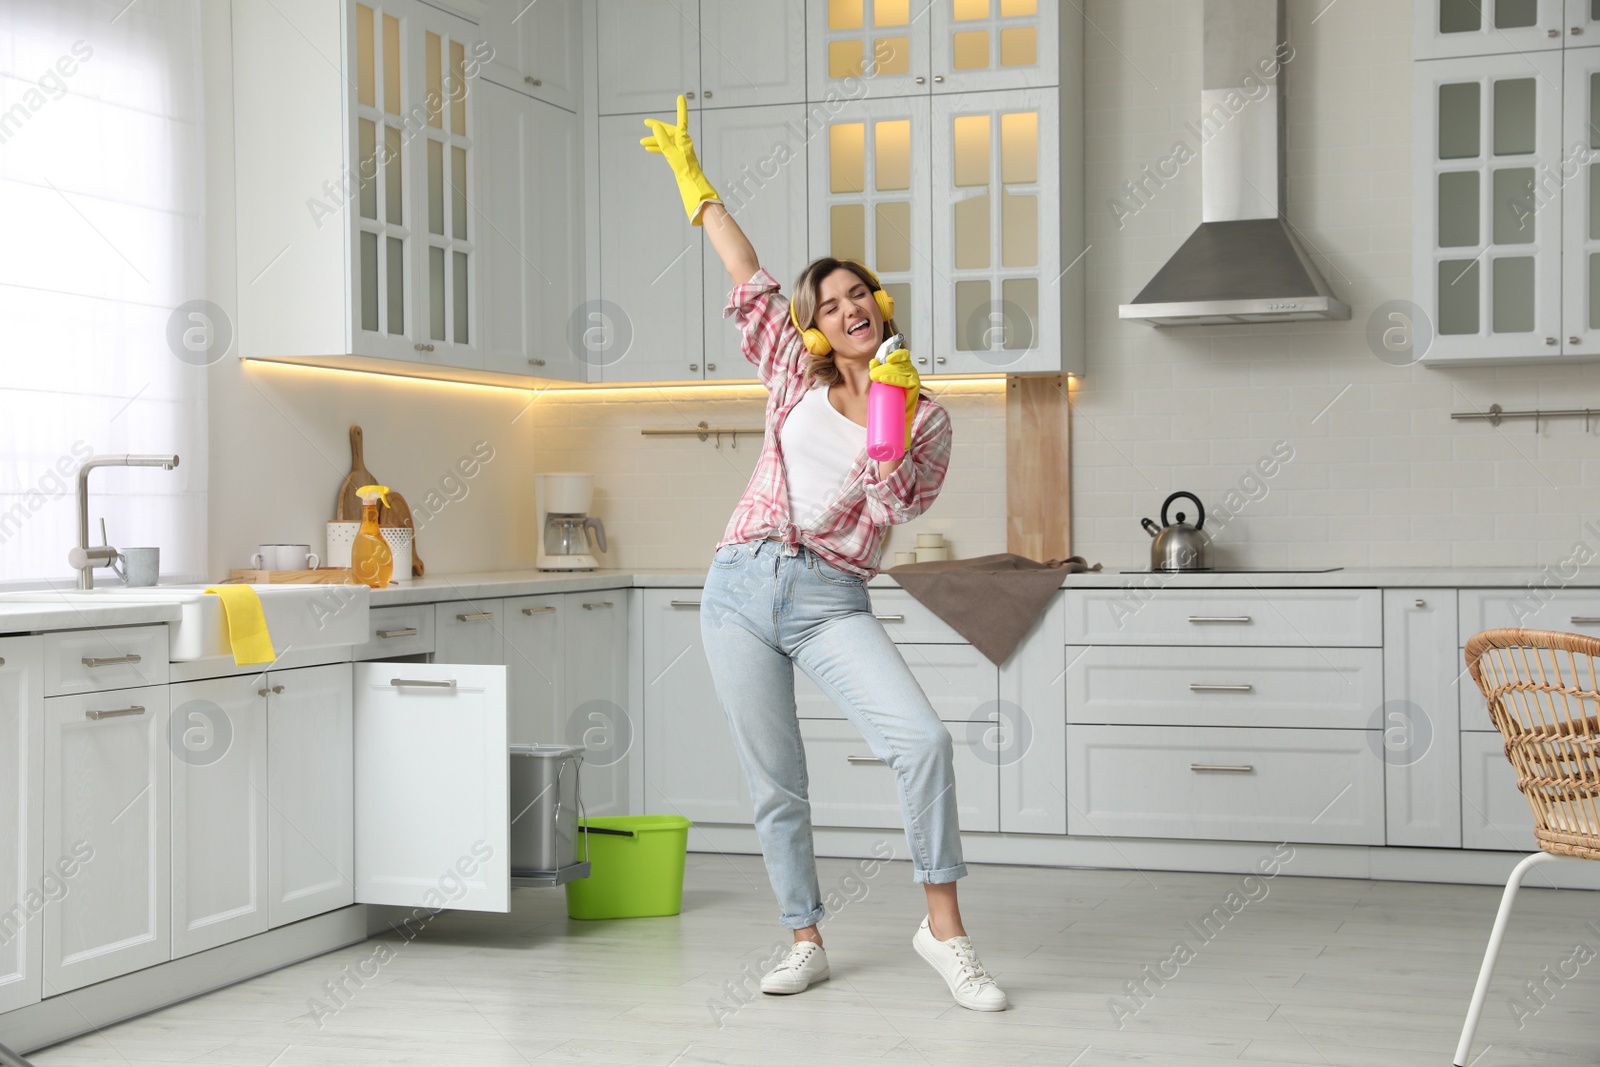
869, 347, 920, 451
639, 94, 721, 226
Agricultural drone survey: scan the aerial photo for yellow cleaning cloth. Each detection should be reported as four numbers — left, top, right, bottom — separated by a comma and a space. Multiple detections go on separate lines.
204, 585, 277, 665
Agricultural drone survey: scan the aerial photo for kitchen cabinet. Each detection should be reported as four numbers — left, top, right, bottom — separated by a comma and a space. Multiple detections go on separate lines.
698, 104, 813, 382
233, 0, 484, 372
480, 0, 582, 111
808, 0, 1057, 100
1381, 591, 1461, 848
1411, 48, 1599, 364
266, 663, 354, 929
930, 89, 1059, 373
1563, 44, 1600, 357
798, 717, 997, 832
596, 0, 806, 116
0, 638, 43, 1015
504, 594, 562, 745
169, 676, 269, 958
641, 591, 751, 823
1413, 0, 1571, 59
1461, 730, 1537, 850
434, 599, 506, 664
42, 684, 171, 995
352, 662, 509, 912
807, 95, 935, 356
998, 591, 1064, 834
481, 80, 588, 382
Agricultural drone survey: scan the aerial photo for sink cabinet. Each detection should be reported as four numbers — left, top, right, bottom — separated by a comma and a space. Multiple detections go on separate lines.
0, 638, 43, 1014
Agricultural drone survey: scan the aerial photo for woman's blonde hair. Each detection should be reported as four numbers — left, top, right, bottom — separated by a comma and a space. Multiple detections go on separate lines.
789, 258, 899, 387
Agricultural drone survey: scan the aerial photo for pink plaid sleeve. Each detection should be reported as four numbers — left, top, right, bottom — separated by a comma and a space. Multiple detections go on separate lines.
723, 267, 805, 390
860, 399, 952, 526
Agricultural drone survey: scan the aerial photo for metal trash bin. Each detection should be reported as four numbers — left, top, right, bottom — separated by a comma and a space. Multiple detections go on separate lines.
508, 743, 590, 888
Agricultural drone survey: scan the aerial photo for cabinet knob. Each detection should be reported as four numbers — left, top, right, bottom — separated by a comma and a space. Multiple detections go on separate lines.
706, 362, 716, 371
915, 76, 925, 84
689, 363, 699, 372
935, 356, 946, 365
272, 684, 285, 694
703, 90, 713, 98
524, 75, 543, 86
933, 75, 944, 83
1575, 26, 1585, 34
915, 356, 928, 365
415, 342, 435, 352
685, 90, 695, 99
1414, 598, 1426, 609
1545, 337, 1558, 345
258, 688, 269, 697
1550, 27, 1562, 36
528, 358, 546, 366
1571, 337, 1581, 345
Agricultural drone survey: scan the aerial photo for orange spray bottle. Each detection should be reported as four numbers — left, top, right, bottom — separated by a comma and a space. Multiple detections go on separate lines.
350, 484, 394, 589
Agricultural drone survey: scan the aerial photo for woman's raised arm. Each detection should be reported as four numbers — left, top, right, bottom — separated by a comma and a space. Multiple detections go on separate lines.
701, 203, 761, 288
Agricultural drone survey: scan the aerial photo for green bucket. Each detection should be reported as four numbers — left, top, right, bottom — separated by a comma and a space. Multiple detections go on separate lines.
565, 815, 692, 920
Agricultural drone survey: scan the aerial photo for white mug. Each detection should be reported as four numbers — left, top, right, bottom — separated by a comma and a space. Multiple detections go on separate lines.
114, 547, 160, 587
252, 544, 320, 570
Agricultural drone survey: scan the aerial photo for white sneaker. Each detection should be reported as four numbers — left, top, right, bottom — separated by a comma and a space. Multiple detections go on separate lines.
913, 916, 1009, 1011
760, 940, 830, 995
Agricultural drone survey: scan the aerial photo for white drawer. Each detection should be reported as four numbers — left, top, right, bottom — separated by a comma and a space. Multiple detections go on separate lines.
798, 718, 997, 833
1067, 725, 1384, 845
1458, 589, 1600, 646
794, 643, 996, 722
351, 604, 435, 661
1065, 646, 1383, 729
1063, 589, 1381, 647
44, 625, 168, 696
865, 589, 965, 643
1460, 731, 1534, 851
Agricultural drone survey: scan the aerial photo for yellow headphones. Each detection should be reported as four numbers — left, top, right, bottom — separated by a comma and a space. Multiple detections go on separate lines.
789, 261, 896, 357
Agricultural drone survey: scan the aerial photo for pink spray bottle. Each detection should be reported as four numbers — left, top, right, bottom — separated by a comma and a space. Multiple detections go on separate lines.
866, 332, 908, 462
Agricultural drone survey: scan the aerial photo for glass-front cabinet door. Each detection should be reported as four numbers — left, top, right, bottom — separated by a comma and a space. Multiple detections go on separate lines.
351, 3, 415, 362
807, 96, 934, 362
931, 90, 1058, 373
1563, 46, 1600, 356
930, 0, 1058, 93
1413, 0, 1567, 60
1414, 53, 1564, 363
1568, 0, 1600, 42
415, 10, 480, 368
808, 0, 931, 100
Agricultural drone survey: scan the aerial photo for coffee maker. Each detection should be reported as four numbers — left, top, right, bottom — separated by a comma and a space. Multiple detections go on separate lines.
535, 472, 607, 571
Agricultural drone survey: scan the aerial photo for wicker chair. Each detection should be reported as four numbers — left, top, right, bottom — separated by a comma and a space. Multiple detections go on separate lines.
1454, 628, 1600, 1066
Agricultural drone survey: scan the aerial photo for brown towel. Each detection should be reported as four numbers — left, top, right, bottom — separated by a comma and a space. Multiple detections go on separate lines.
884, 553, 1103, 666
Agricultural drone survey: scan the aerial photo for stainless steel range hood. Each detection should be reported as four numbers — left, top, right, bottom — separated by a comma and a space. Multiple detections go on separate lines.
1119, 0, 1349, 326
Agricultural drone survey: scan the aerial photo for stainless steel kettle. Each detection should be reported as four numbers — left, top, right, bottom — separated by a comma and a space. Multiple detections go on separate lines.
1141, 491, 1211, 572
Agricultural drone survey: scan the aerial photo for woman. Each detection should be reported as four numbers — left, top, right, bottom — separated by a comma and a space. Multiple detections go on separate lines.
641, 97, 1007, 1011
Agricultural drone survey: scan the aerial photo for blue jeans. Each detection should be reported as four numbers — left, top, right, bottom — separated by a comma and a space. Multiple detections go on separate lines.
700, 537, 967, 929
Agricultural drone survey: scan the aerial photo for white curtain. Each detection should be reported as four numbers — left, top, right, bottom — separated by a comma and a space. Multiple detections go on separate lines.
0, 0, 207, 586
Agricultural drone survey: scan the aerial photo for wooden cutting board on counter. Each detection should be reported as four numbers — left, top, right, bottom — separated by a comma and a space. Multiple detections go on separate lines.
334, 425, 378, 522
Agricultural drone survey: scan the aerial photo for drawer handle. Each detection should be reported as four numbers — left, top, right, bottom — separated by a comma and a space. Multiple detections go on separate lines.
873, 614, 905, 623
522, 606, 556, 615
1188, 616, 1252, 624
82, 654, 141, 668
846, 755, 886, 765
455, 612, 495, 622
86, 705, 145, 721
1572, 617, 1600, 625
389, 678, 457, 689
1190, 763, 1255, 774
670, 600, 702, 609
377, 627, 419, 638
1189, 684, 1255, 693
581, 601, 614, 611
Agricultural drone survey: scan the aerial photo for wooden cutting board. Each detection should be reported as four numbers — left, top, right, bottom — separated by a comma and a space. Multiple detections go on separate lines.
334, 425, 378, 521
379, 489, 425, 577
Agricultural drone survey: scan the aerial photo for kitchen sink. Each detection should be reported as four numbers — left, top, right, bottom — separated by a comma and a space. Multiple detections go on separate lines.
0, 584, 369, 661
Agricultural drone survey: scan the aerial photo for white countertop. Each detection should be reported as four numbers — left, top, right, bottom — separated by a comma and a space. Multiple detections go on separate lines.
0, 565, 1583, 635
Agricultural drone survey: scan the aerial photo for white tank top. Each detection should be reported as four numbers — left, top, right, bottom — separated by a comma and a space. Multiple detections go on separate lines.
779, 383, 865, 528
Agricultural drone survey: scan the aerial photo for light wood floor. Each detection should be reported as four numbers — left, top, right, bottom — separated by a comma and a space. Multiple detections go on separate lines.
24, 850, 1600, 1066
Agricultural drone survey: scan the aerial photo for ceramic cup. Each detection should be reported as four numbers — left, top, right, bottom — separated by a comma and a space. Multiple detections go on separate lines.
893, 551, 917, 567
113, 547, 159, 587
252, 544, 319, 570
914, 546, 950, 563
325, 522, 360, 569
380, 527, 414, 583
915, 532, 946, 549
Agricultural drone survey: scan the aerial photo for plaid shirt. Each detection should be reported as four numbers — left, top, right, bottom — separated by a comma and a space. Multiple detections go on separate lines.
715, 268, 952, 579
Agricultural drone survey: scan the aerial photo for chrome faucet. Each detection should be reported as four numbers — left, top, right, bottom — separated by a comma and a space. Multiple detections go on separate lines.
69, 454, 180, 589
